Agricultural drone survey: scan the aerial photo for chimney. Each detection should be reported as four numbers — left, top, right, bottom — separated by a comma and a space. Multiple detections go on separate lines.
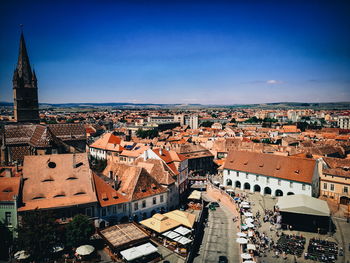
159, 148, 163, 156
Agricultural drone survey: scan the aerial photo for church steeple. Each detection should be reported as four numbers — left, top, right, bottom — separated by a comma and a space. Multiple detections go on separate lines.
16, 32, 33, 84
13, 28, 40, 123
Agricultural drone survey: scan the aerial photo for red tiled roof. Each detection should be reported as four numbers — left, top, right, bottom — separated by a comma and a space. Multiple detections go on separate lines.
0, 177, 21, 202
224, 150, 316, 184
93, 173, 128, 207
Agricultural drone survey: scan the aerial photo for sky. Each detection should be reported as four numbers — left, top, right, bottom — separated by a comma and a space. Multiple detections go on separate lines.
0, 0, 350, 104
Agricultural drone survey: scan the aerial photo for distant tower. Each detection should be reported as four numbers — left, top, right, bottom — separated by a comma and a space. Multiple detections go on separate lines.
13, 30, 39, 123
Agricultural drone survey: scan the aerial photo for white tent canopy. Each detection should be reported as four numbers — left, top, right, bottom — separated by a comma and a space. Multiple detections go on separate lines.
173, 226, 191, 236
172, 235, 193, 245
188, 190, 202, 200
163, 230, 180, 239
120, 243, 158, 261
277, 194, 330, 217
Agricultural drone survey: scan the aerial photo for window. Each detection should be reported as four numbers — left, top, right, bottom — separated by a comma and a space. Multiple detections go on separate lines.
256, 175, 259, 181
344, 186, 348, 193
118, 204, 123, 209
153, 197, 157, 205
246, 173, 248, 179
102, 208, 106, 217
123, 204, 127, 212
160, 195, 164, 203
290, 182, 293, 188
330, 184, 334, 191
266, 178, 270, 184
323, 183, 327, 190
142, 200, 146, 208
236, 172, 239, 177
228, 170, 230, 175
113, 206, 117, 214
5, 212, 11, 226
134, 202, 138, 211
278, 180, 281, 186
302, 184, 306, 190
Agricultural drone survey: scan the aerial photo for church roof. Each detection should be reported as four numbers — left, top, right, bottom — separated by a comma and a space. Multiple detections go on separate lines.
15, 32, 33, 84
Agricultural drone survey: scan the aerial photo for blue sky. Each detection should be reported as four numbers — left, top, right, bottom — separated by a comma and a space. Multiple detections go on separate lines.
1, 0, 350, 104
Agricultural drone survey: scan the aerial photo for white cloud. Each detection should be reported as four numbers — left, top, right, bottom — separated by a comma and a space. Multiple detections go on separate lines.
266, 80, 283, 84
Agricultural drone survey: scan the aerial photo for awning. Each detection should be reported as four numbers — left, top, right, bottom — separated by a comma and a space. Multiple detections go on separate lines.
188, 190, 202, 200
277, 194, 330, 217
172, 235, 193, 245
120, 247, 143, 261
163, 230, 180, 239
120, 242, 158, 261
136, 242, 158, 256
173, 226, 191, 236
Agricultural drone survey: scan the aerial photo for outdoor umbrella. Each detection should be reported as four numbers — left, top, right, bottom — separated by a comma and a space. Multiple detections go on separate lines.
241, 225, 249, 230
246, 223, 255, 228
241, 253, 252, 259
241, 201, 249, 205
242, 204, 250, 209
243, 261, 256, 263
226, 189, 234, 192
213, 181, 220, 185
244, 212, 253, 217
236, 238, 248, 244
236, 232, 247, 237
14, 251, 30, 260
245, 218, 254, 224
76, 245, 95, 256
247, 244, 256, 250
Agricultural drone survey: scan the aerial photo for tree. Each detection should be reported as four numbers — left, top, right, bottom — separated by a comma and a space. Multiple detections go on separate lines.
0, 221, 13, 260
65, 214, 94, 248
16, 210, 61, 261
200, 121, 214, 127
136, 128, 159, 139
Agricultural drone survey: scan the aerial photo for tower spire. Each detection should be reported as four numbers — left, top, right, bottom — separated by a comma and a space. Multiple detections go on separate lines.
16, 26, 32, 84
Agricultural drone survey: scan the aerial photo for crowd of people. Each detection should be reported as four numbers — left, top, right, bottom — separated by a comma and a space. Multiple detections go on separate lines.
276, 233, 306, 257
305, 238, 339, 262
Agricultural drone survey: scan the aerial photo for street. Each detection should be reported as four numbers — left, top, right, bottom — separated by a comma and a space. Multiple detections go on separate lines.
193, 193, 240, 263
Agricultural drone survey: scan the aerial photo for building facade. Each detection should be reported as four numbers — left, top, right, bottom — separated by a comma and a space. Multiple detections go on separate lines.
223, 151, 321, 197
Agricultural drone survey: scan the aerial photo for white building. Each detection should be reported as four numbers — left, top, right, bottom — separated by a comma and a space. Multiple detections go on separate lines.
338, 116, 350, 129
223, 151, 321, 197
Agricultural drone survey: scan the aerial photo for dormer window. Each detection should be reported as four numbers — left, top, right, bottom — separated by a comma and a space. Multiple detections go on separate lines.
102, 193, 108, 201
67, 176, 78, 180
54, 194, 66, 198
32, 195, 45, 200
42, 177, 54, 182
74, 191, 86, 195
3, 188, 13, 193
48, 162, 56, 169
295, 170, 300, 174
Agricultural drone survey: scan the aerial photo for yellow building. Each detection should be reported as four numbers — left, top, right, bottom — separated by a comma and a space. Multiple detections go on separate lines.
320, 158, 350, 205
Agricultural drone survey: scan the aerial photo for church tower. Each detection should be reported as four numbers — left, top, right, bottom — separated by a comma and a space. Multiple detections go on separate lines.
13, 31, 40, 123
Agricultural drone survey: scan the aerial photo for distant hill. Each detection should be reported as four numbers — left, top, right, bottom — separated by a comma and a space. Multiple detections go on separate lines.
0, 101, 349, 110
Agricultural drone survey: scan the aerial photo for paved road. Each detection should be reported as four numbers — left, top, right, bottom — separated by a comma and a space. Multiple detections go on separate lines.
193, 193, 239, 263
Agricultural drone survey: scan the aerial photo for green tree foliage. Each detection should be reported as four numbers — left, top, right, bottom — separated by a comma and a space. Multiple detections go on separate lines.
16, 210, 61, 261
245, 116, 263, 123
136, 128, 159, 139
89, 156, 107, 172
0, 221, 13, 260
200, 121, 214, 127
230, 118, 236, 123
65, 214, 94, 248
